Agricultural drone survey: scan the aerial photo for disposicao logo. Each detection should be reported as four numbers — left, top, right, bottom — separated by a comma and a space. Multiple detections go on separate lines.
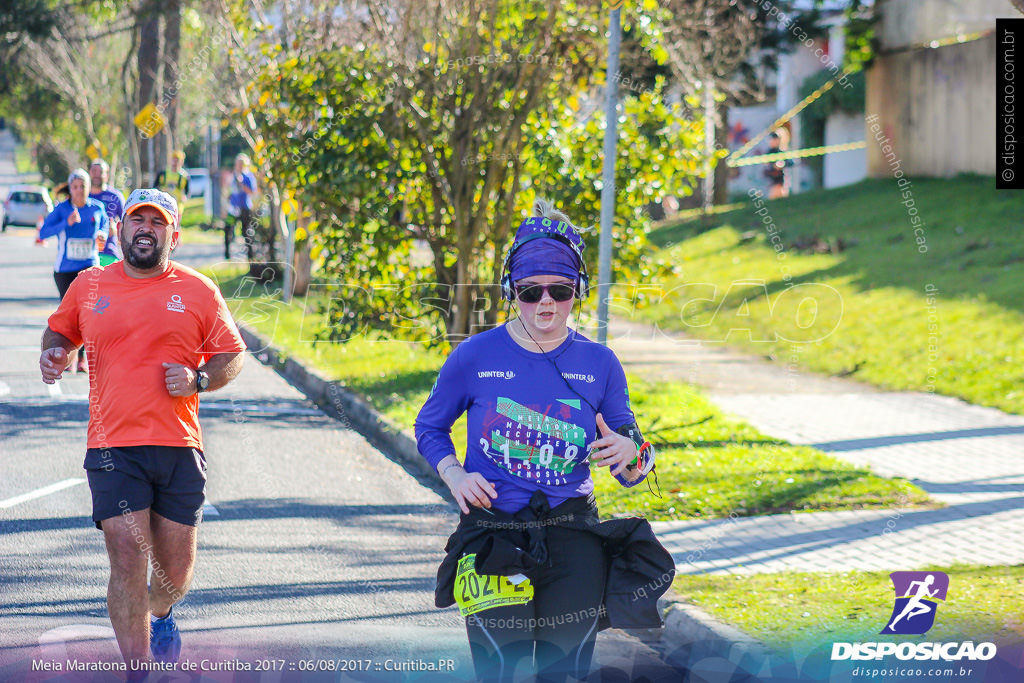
831, 571, 997, 663
882, 571, 948, 635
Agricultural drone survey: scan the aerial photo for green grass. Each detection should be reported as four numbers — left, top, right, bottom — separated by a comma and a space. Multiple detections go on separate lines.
642, 175, 1024, 415
14, 145, 33, 175
589, 378, 930, 519
673, 565, 1024, 652
204, 264, 931, 521
178, 197, 220, 244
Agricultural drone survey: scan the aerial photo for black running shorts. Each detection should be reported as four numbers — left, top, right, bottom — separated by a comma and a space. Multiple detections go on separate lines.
84, 446, 207, 530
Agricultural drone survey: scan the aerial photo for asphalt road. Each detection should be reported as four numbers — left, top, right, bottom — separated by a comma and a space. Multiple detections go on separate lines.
0, 135, 680, 682
0, 225, 477, 680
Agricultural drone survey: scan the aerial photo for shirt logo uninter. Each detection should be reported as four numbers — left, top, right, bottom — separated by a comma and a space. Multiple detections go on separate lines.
562, 372, 595, 384
167, 294, 186, 313
478, 370, 515, 379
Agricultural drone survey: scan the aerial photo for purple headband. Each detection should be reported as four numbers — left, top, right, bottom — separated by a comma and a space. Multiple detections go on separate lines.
508, 238, 581, 283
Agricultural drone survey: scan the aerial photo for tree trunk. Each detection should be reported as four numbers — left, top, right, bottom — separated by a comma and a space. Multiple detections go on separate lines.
292, 212, 314, 297
163, 0, 181, 150
121, 21, 141, 187
137, 6, 161, 185
447, 207, 478, 344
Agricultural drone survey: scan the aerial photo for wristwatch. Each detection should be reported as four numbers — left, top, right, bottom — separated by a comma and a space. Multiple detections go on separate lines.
196, 370, 211, 393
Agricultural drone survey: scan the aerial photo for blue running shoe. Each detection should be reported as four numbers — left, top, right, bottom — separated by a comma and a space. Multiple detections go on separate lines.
150, 607, 181, 663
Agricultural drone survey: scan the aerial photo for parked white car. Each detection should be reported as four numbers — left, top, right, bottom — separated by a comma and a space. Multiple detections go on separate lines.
3, 184, 53, 231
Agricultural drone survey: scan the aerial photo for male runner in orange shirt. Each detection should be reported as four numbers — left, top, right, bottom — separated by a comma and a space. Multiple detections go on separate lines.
39, 188, 246, 677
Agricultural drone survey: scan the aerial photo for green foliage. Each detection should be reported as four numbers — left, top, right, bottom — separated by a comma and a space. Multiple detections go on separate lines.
0, 0, 134, 178
248, 0, 706, 343
843, 0, 878, 71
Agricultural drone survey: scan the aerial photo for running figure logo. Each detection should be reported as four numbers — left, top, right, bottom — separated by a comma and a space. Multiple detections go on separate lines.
881, 571, 949, 635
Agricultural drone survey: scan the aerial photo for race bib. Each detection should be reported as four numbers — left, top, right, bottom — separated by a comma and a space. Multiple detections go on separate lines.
66, 238, 94, 261
454, 553, 533, 617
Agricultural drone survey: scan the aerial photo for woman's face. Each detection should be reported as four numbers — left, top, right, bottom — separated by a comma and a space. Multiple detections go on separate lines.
69, 178, 88, 205
515, 274, 577, 338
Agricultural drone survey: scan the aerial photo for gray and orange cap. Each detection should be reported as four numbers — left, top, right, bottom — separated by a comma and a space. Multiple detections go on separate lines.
122, 188, 179, 228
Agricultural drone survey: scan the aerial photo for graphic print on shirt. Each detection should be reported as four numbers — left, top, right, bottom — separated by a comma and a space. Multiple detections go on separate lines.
479, 397, 587, 486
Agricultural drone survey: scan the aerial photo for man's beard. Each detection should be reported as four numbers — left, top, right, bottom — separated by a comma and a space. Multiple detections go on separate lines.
121, 233, 170, 269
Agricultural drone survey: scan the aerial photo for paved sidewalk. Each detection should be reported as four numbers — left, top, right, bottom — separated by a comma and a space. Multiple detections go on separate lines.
606, 319, 1024, 575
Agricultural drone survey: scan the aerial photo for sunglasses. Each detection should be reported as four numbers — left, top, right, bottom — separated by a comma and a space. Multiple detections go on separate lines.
514, 282, 576, 303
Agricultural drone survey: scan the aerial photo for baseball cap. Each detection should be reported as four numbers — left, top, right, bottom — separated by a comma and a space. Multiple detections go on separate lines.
123, 188, 179, 227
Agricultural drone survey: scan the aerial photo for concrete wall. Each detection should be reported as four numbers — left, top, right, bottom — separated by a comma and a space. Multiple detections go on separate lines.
824, 111, 868, 188
877, 0, 1010, 51
865, 32, 996, 177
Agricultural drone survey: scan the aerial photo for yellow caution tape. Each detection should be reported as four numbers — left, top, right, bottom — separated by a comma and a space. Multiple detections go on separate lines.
728, 65, 862, 163
727, 140, 867, 167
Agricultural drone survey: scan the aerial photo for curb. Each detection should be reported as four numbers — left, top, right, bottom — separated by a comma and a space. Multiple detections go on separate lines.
658, 595, 770, 672
238, 323, 767, 675
237, 325, 440, 485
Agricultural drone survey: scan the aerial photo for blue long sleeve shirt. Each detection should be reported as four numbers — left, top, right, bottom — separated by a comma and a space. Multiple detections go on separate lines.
39, 199, 109, 272
90, 187, 126, 258
229, 171, 256, 211
415, 325, 637, 514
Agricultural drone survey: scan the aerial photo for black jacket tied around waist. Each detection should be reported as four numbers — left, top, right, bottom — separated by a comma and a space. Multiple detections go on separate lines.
435, 491, 676, 631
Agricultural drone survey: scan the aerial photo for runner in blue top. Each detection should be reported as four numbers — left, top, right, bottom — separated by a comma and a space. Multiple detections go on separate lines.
416, 199, 656, 683
39, 169, 109, 373
39, 169, 109, 290
226, 153, 257, 260
89, 158, 126, 262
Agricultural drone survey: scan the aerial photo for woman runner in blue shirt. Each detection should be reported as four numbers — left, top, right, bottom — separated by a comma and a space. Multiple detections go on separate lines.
416, 200, 664, 683
39, 168, 109, 373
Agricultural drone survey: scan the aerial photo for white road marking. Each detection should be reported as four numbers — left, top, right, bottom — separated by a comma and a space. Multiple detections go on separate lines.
39, 624, 117, 645
0, 478, 86, 508
47, 379, 62, 397
0, 380, 9, 397
38, 624, 117, 664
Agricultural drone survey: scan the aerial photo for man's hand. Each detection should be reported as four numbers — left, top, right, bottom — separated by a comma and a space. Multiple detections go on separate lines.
587, 413, 638, 477
163, 362, 197, 397
40, 347, 70, 384
67, 208, 81, 226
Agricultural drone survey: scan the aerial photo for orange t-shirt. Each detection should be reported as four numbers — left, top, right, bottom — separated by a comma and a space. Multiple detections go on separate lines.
47, 261, 246, 450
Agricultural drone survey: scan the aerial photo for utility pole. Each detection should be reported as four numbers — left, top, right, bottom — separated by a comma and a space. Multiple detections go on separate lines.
596, 4, 621, 346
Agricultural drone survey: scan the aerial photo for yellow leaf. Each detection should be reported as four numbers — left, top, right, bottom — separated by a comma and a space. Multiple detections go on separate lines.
258, 91, 271, 107
423, 41, 434, 53
294, 227, 307, 241
282, 198, 298, 216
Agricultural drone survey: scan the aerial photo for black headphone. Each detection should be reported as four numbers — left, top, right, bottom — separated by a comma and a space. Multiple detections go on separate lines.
499, 217, 590, 301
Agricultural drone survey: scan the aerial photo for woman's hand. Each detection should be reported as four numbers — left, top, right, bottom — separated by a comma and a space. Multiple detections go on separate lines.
438, 456, 497, 514
588, 413, 638, 478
